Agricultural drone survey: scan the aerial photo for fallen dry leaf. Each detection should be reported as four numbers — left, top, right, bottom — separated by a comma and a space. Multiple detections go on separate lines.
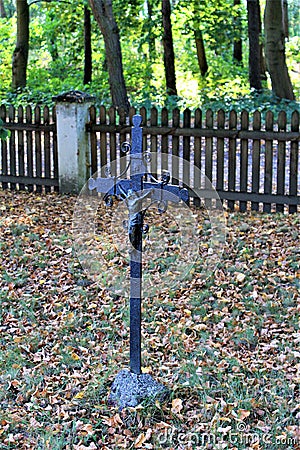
238, 409, 251, 420
0, 190, 298, 449
134, 428, 152, 448
171, 398, 183, 414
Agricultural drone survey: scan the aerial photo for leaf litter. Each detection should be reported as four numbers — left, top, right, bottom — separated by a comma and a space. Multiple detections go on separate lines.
0, 190, 299, 449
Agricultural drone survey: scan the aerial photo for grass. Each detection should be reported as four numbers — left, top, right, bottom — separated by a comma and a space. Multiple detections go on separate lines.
0, 190, 299, 449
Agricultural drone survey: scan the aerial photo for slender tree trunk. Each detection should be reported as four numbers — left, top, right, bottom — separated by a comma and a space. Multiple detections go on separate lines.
162, 0, 177, 95
12, 0, 29, 89
84, 5, 92, 84
88, 0, 129, 112
194, 29, 208, 76
259, 44, 267, 80
47, 10, 59, 61
233, 0, 243, 62
0, 0, 7, 18
146, 0, 156, 61
264, 0, 295, 100
49, 38, 59, 61
233, 38, 243, 63
247, 0, 262, 91
258, 2, 267, 79
282, 0, 289, 38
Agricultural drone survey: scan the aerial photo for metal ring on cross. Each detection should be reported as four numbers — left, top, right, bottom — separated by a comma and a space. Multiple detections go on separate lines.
72, 153, 226, 297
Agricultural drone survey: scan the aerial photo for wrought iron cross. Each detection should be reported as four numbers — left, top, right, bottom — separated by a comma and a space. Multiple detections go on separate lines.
88, 114, 188, 375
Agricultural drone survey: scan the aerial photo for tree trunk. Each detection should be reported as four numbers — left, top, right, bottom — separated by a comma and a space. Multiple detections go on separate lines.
282, 0, 289, 38
162, 0, 177, 96
233, 0, 243, 62
0, 0, 7, 18
194, 29, 208, 76
259, 44, 267, 80
247, 0, 262, 91
258, 2, 267, 80
146, 0, 156, 61
88, 0, 129, 112
47, 10, 59, 62
84, 5, 92, 84
12, 0, 29, 89
264, 0, 295, 100
233, 38, 243, 63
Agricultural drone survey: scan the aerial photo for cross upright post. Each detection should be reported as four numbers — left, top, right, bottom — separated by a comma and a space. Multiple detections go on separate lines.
129, 114, 144, 375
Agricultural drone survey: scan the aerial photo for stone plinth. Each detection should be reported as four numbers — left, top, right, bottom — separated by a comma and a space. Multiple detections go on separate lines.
108, 369, 169, 410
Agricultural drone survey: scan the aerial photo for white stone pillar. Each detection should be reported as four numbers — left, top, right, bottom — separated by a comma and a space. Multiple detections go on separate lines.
54, 91, 95, 193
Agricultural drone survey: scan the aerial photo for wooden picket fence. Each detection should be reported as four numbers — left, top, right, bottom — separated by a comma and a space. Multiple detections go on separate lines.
0, 105, 58, 192
87, 106, 300, 213
1, 103, 299, 213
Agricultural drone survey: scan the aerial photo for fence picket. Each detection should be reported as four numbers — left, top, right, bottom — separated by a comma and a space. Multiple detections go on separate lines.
90, 105, 97, 176
119, 108, 127, 176
183, 109, 191, 204
129, 106, 136, 125
216, 109, 225, 197
263, 111, 274, 212
277, 111, 287, 213
0, 105, 8, 189
161, 107, 169, 173
100, 106, 107, 176
52, 106, 59, 192
109, 106, 117, 177
26, 106, 33, 192
205, 109, 213, 208
228, 110, 237, 211
139, 106, 147, 157
193, 108, 202, 206
34, 106, 42, 193
150, 107, 158, 179
44, 106, 51, 193
17, 106, 25, 190
251, 111, 261, 211
172, 108, 180, 185
240, 110, 249, 212
289, 111, 299, 213
9, 105, 16, 190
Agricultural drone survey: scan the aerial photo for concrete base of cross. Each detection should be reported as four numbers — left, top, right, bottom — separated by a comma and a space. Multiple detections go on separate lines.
108, 369, 169, 410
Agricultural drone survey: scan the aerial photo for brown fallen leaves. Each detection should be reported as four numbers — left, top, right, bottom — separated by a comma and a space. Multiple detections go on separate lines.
0, 190, 299, 449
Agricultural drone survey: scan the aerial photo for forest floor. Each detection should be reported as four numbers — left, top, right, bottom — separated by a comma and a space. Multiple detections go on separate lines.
0, 190, 299, 450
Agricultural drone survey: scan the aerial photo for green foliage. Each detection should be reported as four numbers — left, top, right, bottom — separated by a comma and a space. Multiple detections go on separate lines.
2, 0, 15, 17
286, 36, 300, 99
0, 17, 16, 94
0, 118, 10, 140
199, 89, 300, 120
176, 0, 248, 55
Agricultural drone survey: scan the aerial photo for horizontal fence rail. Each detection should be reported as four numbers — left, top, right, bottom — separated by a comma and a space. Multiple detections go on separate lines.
87, 106, 300, 213
0, 105, 58, 192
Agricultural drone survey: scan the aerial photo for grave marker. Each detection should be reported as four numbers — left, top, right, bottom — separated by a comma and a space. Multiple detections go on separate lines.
88, 114, 188, 407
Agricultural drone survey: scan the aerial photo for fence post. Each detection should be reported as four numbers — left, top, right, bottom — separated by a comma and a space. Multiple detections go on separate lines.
53, 91, 95, 193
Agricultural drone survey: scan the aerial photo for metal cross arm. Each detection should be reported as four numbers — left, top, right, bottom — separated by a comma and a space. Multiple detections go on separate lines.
88, 176, 115, 193
88, 177, 131, 204
143, 181, 188, 212
88, 176, 188, 209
